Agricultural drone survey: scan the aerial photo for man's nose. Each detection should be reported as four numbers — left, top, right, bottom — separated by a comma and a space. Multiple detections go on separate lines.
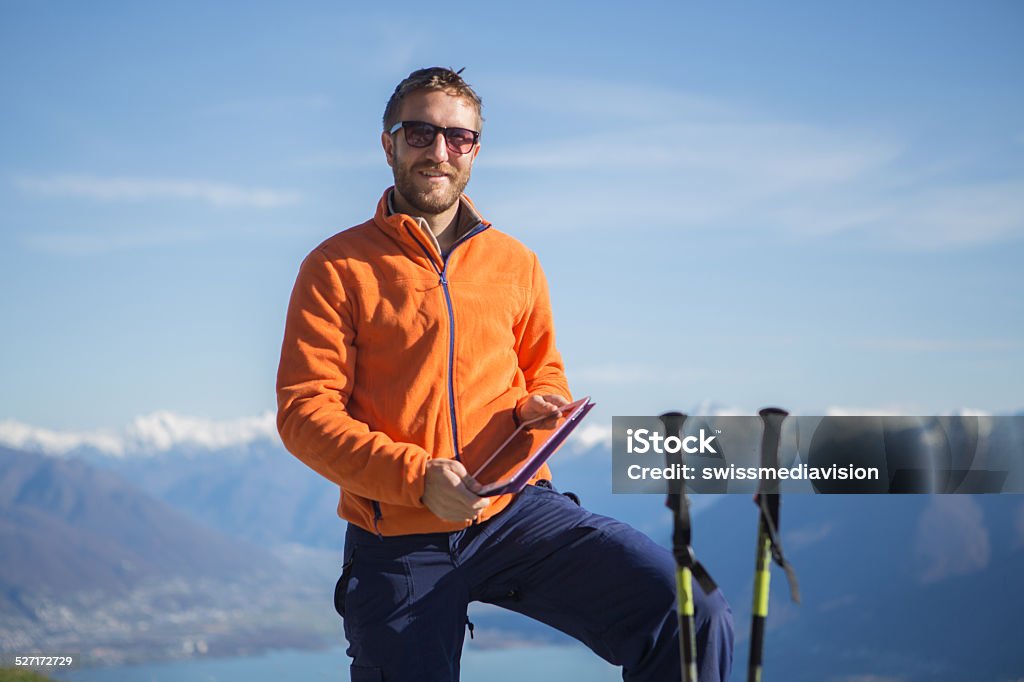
424, 129, 450, 163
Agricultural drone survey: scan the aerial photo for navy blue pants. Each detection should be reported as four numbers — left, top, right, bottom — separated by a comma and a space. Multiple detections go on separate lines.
335, 483, 733, 681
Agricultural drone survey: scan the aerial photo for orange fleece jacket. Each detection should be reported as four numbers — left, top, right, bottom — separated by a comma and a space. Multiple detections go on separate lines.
276, 189, 572, 536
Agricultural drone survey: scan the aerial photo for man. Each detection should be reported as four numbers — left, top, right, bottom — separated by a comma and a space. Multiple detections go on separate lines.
276, 67, 733, 681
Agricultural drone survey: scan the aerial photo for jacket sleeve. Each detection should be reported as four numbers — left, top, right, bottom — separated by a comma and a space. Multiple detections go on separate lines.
512, 253, 573, 415
276, 247, 428, 507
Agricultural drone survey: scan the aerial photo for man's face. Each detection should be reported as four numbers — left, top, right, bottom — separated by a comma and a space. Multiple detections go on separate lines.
382, 89, 481, 215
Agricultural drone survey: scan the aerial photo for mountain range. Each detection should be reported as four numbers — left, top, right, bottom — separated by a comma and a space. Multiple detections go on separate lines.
1, 412, 1022, 679
0, 443, 337, 665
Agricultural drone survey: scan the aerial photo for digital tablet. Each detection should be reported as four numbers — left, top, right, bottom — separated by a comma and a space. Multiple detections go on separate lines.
471, 397, 596, 497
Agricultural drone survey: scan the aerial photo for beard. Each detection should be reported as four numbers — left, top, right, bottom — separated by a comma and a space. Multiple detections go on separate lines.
392, 155, 472, 215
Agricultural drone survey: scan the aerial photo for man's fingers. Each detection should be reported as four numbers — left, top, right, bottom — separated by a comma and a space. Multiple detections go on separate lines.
521, 395, 565, 423
430, 491, 480, 521
442, 458, 470, 478
454, 479, 483, 504
538, 397, 560, 413
461, 471, 484, 494
422, 458, 490, 522
439, 496, 487, 522
545, 394, 570, 408
447, 479, 488, 519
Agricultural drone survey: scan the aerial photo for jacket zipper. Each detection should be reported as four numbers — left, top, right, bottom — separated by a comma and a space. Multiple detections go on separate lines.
408, 222, 489, 462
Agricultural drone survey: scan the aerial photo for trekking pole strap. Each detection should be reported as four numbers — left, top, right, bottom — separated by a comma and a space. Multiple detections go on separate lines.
670, 519, 719, 594
755, 493, 800, 604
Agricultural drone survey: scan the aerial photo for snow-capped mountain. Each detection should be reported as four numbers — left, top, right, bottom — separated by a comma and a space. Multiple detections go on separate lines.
0, 411, 278, 458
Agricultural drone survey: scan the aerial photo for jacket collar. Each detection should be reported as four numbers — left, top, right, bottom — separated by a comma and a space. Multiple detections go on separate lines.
373, 187, 488, 258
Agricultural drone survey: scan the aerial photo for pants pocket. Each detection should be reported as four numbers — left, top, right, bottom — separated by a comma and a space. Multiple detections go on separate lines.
333, 550, 356, 618
342, 548, 413, 636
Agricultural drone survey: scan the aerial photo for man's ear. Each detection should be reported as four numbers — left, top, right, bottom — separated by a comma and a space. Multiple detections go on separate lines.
382, 130, 395, 168
470, 140, 481, 165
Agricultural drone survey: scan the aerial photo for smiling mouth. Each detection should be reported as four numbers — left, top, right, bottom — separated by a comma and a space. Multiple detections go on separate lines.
417, 167, 452, 182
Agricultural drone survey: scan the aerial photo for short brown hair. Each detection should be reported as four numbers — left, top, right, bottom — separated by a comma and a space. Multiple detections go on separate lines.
382, 67, 484, 132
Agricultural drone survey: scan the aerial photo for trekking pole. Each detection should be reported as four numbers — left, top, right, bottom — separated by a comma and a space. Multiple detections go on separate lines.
659, 412, 718, 682
748, 408, 801, 682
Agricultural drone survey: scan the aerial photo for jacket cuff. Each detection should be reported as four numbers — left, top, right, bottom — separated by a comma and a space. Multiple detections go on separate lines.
404, 448, 430, 508
514, 395, 533, 426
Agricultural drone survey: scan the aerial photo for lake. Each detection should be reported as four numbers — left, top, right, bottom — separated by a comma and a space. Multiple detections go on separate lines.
51, 644, 622, 682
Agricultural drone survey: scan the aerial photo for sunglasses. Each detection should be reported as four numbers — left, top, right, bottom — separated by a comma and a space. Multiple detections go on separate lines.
389, 120, 480, 155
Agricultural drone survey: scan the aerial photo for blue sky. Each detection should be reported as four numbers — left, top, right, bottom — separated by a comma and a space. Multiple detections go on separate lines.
1, 1, 1022, 431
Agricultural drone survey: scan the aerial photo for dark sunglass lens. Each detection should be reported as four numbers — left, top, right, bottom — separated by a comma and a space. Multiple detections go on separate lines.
404, 122, 436, 148
445, 128, 476, 153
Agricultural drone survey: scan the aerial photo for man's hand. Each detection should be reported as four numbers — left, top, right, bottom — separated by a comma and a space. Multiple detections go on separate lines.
518, 394, 570, 429
421, 459, 489, 523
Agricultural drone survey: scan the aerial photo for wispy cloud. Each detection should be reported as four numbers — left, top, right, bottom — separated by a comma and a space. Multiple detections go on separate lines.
493, 77, 735, 125
477, 77, 1024, 250
483, 121, 897, 188
571, 363, 718, 386
22, 227, 208, 256
852, 337, 1023, 353
784, 179, 1024, 249
14, 175, 301, 208
783, 522, 835, 552
201, 94, 334, 117
287, 148, 383, 171
480, 122, 900, 236
817, 594, 857, 614
914, 496, 990, 584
